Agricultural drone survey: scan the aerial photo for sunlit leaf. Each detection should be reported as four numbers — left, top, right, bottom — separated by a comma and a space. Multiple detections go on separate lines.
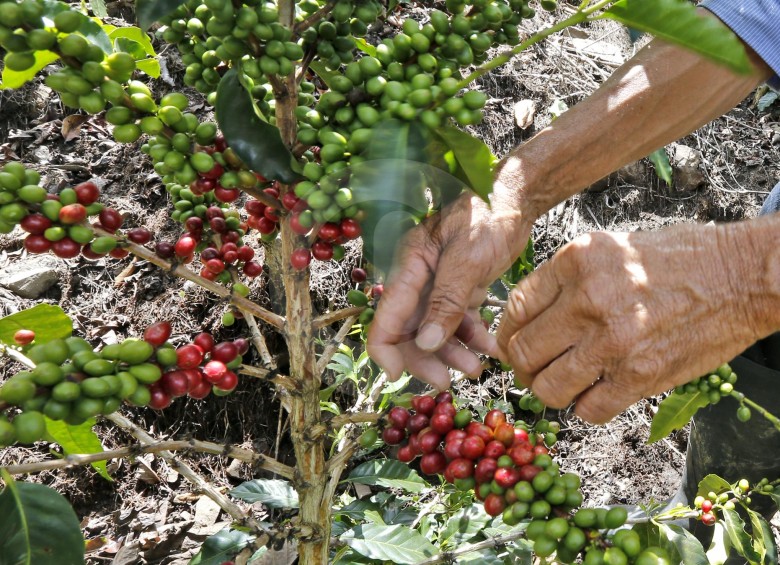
0, 51, 60, 90
216, 69, 299, 184
230, 479, 299, 509
648, 148, 672, 185
0, 305, 72, 346
341, 524, 438, 564
44, 417, 111, 481
648, 390, 709, 443
599, 0, 751, 74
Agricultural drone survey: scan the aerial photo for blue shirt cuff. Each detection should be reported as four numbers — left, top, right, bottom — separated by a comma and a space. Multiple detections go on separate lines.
701, 0, 780, 89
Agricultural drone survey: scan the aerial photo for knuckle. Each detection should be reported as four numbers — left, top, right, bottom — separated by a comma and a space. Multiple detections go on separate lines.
507, 334, 536, 374
531, 378, 569, 409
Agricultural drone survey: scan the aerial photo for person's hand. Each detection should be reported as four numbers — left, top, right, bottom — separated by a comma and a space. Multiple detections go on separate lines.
497, 223, 764, 424
367, 186, 531, 390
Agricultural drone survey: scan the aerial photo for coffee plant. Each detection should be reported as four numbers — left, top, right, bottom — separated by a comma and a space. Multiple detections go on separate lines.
0, 0, 777, 562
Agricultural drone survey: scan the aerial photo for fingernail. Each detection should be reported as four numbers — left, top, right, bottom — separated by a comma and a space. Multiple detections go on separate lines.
416, 324, 446, 351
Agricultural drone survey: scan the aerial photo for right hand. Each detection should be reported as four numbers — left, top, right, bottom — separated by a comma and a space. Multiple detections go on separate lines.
367, 184, 531, 390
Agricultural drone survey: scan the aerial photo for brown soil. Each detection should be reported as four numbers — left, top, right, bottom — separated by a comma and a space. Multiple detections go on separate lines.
1, 3, 779, 563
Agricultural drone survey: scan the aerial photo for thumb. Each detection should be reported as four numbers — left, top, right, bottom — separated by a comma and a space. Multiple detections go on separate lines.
415, 248, 481, 352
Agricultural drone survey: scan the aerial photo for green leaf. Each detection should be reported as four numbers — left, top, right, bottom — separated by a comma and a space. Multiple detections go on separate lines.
648, 147, 672, 185
489, 280, 509, 301
350, 120, 429, 274
354, 38, 377, 57
0, 51, 60, 90
39, 1, 111, 53
458, 548, 504, 564
43, 417, 111, 481
135, 58, 161, 78
706, 521, 730, 565
135, 0, 188, 31
440, 504, 490, 547
434, 125, 495, 202
748, 510, 778, 565
229, 479, 299, 509
0, 305, 72, 346
599, 0, 752, 74
380, 374, 412, 394
0, 470, 85, 565
659, 523, 708, 565
89, 0, 108, 17
482, 516, 528, 538
696, 474, 732, 498
346, 460, 427, 493
216, 69, 299, 184
308, 60, 342, 90
189, 527, 254, 565
335, 498, 381, 521
722, 508, 762, 563
648, 390, 709, 443
341, 524, 438, 564
109, 27, 156, 57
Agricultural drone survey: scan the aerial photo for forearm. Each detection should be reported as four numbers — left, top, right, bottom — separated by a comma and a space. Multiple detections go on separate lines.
496, 26, 772, 219
720, 212, 780, 341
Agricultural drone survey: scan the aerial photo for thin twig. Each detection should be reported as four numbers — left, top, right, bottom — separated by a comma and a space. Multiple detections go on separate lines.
314, 307, 365, 329
106, 413, 271, 539
229, 270, 276, 369
415, 528, 529, 565
93, 226, 285, 330
2, 438, 294, 478
316, 315, 359, 376
239, 364, 297, 391
292, 1, 336, 36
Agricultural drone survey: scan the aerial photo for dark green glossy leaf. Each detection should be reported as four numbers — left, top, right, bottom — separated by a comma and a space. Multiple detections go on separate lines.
190, 527, 254, 565
40, 1, 111, 53
0, 470, 85, 565
335, 498, 381, 521
0, 305, 72, 346
341, 524, 437, 564
346, 459, 426, 493
0, 51, 60, 90
722, 508, 762, 563
758, 91, 779, 113
44, 417, 111, 481
648, 390, 709, 443
229, 479, 299, 509
599, 0, 751, 74
434, 125, 495, 202
216, 69, 299, 184
648, 147, 672, 185
659, 523, 708, 565
135, 0, 188, 31
351, 120, 429, 274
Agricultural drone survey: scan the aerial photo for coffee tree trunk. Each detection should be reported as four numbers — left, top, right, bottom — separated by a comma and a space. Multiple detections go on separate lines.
274, 10, 331, 561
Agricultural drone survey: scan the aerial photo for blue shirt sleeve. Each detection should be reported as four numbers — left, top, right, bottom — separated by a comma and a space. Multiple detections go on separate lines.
701, 0, 780, 87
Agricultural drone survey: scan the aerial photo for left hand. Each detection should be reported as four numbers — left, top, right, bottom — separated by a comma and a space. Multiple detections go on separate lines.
496, 223, 763, 424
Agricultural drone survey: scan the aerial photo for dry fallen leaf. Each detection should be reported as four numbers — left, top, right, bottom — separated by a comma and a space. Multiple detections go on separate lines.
513, 99, 536, 129
61, 114, 89, 142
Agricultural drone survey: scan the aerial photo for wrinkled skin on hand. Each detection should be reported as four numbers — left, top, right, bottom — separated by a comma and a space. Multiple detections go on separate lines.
367, 188, 530, 391
497, 223, 764, 424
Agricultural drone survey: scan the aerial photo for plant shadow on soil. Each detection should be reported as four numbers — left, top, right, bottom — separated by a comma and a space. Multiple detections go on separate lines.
1, 5, 779, 563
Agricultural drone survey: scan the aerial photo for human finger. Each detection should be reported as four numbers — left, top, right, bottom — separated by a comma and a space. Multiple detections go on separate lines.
497, 261, 564, 356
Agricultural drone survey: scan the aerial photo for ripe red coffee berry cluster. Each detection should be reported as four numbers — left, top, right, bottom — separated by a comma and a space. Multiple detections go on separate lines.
143, 321, 248, 409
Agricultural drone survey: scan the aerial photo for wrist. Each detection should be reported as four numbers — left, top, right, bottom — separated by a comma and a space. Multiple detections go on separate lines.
717, 215, 780, 341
